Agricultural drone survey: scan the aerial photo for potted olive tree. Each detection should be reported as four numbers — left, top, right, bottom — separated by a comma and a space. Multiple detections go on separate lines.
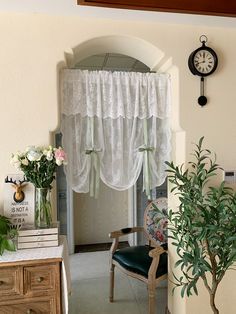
166, 137, 236, 314
0, 215, 17, 255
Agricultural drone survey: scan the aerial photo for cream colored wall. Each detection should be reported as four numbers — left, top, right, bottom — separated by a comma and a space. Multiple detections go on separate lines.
1, 11, 236, 314
73, 180, 128, 245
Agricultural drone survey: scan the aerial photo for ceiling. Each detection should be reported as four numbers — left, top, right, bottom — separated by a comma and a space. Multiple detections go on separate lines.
1, 0, 236, 28
75, 53, 150, 72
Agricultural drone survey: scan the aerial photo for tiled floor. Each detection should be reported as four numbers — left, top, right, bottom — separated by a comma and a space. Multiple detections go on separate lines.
68, 250, 167, 314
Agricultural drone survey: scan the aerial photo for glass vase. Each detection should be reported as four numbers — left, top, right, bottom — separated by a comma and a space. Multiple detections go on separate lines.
35, 188, 52, 228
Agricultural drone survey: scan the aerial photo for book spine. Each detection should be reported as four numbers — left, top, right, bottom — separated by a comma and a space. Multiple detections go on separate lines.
18, 234, 58, 243
17, 240, 59, 249
18, 228, 58, 236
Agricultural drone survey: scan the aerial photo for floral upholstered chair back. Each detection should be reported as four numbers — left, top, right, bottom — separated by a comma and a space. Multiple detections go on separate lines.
143, 197, 168, 247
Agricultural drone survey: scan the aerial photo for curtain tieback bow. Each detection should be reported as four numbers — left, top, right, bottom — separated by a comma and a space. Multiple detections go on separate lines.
138, 145, 155, 199
85, 148, 101, 198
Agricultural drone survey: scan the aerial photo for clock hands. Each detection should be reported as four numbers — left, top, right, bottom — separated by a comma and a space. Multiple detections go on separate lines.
195, 60, 205, 65
195, 53, 213, 73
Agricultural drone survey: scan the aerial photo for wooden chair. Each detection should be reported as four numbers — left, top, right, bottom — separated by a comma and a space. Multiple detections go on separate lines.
109, 197, 168, 314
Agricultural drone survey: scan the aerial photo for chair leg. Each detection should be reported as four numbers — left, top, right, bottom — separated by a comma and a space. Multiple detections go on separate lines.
109, 263, 115, 302
148, 283, 156, 314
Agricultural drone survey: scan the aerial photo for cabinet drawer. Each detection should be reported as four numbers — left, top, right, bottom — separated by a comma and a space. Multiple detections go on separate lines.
0, 266, 21, 298
0, 297, 55, 314
24, 263, 57, 295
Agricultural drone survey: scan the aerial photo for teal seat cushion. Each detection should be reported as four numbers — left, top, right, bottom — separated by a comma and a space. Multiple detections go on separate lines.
113, 245, 167, 278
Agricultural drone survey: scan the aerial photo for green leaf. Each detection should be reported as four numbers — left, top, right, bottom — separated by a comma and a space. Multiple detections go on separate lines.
2, 238, 15, 252
0, 216, 17, 255
175, 259, 183, 267
166, 136, 236, 304
0, 215, 10, 234
226, 236, 236, 243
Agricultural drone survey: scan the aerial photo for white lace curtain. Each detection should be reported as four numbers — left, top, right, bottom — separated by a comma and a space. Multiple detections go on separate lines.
61, 70, 171, 197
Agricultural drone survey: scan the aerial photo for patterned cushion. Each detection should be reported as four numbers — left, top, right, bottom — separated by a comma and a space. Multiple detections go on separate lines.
144, 197, 168, 246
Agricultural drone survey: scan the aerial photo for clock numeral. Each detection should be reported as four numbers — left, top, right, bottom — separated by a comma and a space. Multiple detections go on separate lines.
188, 44, 218, 77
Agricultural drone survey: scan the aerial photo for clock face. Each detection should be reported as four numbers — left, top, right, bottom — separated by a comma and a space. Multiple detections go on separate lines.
193, 49, 216, 75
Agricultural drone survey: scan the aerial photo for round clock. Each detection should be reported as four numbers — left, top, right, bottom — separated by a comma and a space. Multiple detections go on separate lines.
188, 36, 218, 77
188, 35, 218, 106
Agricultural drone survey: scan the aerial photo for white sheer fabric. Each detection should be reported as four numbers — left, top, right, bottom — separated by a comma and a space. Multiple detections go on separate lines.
61, 70, 171, 193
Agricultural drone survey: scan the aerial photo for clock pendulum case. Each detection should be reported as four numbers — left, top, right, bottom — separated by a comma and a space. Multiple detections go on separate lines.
188, 35, 218, 106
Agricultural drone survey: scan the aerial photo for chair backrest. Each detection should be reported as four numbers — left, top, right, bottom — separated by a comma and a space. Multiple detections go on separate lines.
143, 197, 168, 247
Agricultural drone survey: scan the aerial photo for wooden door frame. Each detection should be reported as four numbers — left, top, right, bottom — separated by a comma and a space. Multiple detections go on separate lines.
77, 0, 236, 17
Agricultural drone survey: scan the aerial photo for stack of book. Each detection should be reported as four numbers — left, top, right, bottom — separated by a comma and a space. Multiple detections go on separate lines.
17, 223, 59, 249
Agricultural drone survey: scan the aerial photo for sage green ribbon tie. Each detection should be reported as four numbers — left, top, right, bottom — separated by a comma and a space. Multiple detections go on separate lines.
139, 145, 154, 199
85, 148, 101, 198
140, 118, 155, 199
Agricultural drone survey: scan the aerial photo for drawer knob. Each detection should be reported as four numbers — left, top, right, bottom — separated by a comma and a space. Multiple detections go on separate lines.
37, 276, 44, 283
0, 280, 4, 285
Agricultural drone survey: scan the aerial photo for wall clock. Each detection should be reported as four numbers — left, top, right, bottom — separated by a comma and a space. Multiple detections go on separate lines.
188, 35, 218, 106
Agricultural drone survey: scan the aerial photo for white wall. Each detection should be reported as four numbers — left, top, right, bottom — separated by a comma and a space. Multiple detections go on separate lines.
1, 10, 236, 313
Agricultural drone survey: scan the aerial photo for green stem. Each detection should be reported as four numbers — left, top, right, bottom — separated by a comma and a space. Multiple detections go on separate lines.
35, 188, 52, 228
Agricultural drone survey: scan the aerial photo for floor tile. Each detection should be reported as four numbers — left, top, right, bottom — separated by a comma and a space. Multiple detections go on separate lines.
69, 251, 168, 314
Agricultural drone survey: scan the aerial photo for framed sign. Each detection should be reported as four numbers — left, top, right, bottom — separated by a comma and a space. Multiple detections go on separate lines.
4, 174, 35, 228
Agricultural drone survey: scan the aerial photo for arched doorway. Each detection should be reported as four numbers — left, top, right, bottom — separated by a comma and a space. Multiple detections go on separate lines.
59, 52, 169, 252
58, 34, 185, 314
59, 34, 182, 252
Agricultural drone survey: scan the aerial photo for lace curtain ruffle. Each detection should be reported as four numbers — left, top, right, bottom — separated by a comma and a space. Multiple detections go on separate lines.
61, 70, 171, 194
61, 70, 171, 119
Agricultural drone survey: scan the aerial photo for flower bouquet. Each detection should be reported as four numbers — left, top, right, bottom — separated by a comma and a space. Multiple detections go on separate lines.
11, 146, 67, 228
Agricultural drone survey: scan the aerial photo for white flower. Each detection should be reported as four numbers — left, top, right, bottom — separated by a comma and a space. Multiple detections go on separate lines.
11, 145, 67, 188
21, 158, 29, 166
26, 145, 36, 152
10, 155, 21, 169
42, 146, 53, 161
46, 151, 53, 161
10, 154, 19, 164
27, 149, 42, 161
56, 159, 63, 166
14, 162, 21, 170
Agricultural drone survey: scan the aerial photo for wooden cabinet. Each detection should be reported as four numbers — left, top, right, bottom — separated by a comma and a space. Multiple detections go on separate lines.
0, 299, 54, 314
0, 266, 22, 297
0, 259, 61, 314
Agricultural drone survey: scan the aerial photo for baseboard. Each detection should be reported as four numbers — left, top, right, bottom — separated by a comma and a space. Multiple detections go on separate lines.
75, 241, 129, 253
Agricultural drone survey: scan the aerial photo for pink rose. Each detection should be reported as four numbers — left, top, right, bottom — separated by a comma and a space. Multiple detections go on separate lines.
54, 147, 67, 165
